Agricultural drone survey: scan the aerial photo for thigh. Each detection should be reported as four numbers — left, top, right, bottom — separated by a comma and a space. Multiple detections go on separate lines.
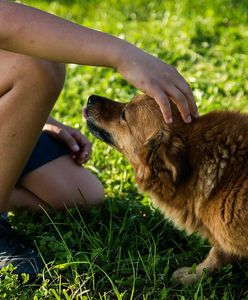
19, 155, 104, 210
0, 50, 64, 207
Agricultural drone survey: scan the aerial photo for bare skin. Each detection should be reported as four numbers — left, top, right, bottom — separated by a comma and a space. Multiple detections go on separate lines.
9, 155, 104, 213
0, 50, 65, 209
0, 1, 197, 211
7, 117, 104, 213
0, 1, 197, 123
43, 117, 93, 165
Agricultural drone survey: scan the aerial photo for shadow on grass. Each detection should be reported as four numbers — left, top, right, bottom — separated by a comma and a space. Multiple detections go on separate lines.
5, 195, 248, 299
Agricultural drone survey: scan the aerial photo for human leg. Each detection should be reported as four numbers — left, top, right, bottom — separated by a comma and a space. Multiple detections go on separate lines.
9, 155, 104, 212
0, 50, 65, 210
0, 50, 66, 275
8, 186, 51, 212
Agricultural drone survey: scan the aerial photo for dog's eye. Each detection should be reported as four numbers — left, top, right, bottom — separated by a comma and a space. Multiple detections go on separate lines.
120, 110, 126, 123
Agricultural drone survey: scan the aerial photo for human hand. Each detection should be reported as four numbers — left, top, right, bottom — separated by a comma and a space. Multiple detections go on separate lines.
0, 1, 196, 123
43, 122, 92, 165
117, 44, 198, 123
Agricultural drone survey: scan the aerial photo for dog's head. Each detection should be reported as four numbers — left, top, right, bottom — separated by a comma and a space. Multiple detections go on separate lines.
85, 94, 191, 188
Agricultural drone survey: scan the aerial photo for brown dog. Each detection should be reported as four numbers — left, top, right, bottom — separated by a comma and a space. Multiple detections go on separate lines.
85, 94, 248, 285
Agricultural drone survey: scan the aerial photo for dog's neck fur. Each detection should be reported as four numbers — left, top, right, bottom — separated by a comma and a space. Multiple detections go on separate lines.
132, 110, 248, 235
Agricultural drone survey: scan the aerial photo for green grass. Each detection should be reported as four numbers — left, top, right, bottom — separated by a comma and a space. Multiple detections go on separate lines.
2, 0, 248, 298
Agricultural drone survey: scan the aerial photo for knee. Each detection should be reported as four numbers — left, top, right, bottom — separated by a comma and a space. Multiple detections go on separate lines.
52, 175, 105, 210
72, 175, 105, 209
82, 178, 105, 207
17, 56, 66, 100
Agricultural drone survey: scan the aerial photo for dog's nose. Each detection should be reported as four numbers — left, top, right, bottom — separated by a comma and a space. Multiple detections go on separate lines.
88, 95, 99, 106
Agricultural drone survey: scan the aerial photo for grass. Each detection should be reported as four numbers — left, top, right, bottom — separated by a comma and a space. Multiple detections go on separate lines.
1, 0, 248, 298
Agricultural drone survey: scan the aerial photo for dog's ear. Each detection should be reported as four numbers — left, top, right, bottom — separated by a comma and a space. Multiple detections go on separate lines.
137, 129, 190, 185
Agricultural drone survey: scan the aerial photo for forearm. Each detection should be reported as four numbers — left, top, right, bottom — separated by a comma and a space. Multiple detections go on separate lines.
0, 0, 131, 68
0, 1, 197, 123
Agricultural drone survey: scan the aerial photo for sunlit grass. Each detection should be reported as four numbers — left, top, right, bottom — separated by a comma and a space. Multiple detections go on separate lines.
2, 0, 247, 299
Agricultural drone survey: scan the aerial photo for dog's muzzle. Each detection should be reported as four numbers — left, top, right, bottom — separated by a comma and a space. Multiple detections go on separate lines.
85, 95, 115, 146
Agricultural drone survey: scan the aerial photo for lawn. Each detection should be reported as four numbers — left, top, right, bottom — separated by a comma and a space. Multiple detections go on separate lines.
1, 0, 248, 299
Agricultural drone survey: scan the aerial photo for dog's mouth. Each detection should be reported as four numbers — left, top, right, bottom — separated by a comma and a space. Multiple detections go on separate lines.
83, 107, 115, 146
87, 121, 115, 146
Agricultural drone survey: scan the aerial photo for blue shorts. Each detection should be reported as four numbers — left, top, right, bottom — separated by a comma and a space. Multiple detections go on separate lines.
20, 132, 69, 177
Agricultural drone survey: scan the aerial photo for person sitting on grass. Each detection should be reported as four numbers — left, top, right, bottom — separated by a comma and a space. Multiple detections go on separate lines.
0, 0, 198, 276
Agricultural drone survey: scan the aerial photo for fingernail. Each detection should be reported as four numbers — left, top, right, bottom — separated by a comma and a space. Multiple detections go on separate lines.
185, 116, 192, 123
166, 117, 173, 124
71, 144, 80, 152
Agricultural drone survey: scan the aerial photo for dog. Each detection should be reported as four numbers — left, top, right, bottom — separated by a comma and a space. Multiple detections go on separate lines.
84, 94, 248, 285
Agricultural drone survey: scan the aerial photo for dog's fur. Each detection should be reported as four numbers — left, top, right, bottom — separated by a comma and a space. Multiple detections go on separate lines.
86, 94, 248, 284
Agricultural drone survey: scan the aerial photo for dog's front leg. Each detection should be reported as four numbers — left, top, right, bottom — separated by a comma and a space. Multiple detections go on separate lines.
171, 246, 237, 285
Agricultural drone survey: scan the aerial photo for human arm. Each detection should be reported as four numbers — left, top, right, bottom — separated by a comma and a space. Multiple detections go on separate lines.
0, 0, 198, 123
43, 117, 92, 165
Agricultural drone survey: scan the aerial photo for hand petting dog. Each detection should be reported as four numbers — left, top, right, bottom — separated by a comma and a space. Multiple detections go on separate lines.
86, 94, 248, 285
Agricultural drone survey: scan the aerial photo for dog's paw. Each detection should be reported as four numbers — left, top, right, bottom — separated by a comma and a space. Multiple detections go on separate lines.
171, 266, 203, 285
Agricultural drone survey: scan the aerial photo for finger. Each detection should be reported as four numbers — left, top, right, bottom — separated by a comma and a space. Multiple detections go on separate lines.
76, 136, 92, 163
71, 131, 91, 147
82, 142, 92, 161
77, 144, 92, 164
59, 130, 80, 152
152, 88, 173, 123
167, 87, 192, 123
177, 80, 199, 118
69, 131, 92, 163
